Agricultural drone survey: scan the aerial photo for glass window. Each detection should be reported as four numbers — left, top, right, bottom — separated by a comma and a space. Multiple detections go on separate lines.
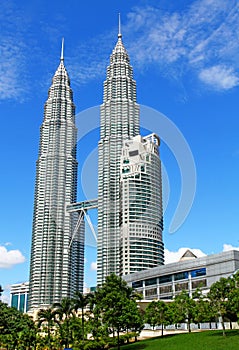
129, 150, 138, 157
192, 279, 207, 289
191, 268, 206, 278
19, 294, 25, 313
145, 288, 157, 297
132, 280, 143, 288
11, 294, 18, 309
159, 285, 172, 294
145, 278, 157, 286
175, 282, 188, 291
174, 272, 188, 281
159, 275, 172, 284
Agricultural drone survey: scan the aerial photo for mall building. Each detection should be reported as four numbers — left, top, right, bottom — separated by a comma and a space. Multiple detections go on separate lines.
123, 250, 239, 304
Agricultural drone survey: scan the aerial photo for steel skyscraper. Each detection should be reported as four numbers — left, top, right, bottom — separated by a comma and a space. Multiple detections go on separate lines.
120, 134, 164, 275
97, 28, 140, 284
28, 43, 84, 311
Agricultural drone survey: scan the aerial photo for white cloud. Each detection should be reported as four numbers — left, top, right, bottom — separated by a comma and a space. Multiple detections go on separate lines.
1, 0, 239, 98
0, 284, 10, 304
0, 246, 26, 268
199, 65, 239, 90
164, 247, 206, 264
223, 244, 239, 252
0, 294, 10, 305
123, 0, 239, 91
90, 261, 97, 271
0, 40, 27, 101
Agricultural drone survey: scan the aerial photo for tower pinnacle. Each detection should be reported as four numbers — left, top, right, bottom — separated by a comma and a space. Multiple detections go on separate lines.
118, 13, 122, 38
61, 38, 64, 61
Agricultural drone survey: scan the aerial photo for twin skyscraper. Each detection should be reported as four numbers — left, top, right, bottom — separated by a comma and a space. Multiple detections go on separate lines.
29, 26, 164, 311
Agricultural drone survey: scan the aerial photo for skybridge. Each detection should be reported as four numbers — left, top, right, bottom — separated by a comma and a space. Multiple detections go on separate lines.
67, 198, 98, 212
66, 199, 98, 249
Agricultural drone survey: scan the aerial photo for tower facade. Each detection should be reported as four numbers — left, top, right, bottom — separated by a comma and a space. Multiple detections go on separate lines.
119, 134, 164, 276
97, 31, 140, 284
28, 47, 84, 311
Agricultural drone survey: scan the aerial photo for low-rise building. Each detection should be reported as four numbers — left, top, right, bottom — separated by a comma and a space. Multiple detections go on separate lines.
10, 282, 29, 313
123, 250, 239, 304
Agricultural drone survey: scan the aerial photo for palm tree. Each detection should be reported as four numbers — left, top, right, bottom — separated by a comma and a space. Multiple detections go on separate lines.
73, 291, 93, 341
54, 298, 74, 348
37, 307, 58, 350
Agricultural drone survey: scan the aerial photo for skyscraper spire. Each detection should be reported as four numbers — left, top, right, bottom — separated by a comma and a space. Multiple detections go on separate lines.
28, 45, 84, 311
118, 13, 122, 38
97, 23, 140, 285
61, 37, 64, 61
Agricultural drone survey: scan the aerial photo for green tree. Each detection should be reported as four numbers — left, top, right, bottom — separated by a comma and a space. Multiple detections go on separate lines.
17, 314, 37, 350
145, 300, 169, 336
54, 297, 74, 348
208, 277, 233, 336
173, 290, 196, 332
93, 274, 142, 350
122, 299, 144, 341
192, 289, 215, 327
88, 290, 108, 342
73, 291, 93, 342
37, 307, 58, 350
0, 302, 36, 349
223, 273, 239, 327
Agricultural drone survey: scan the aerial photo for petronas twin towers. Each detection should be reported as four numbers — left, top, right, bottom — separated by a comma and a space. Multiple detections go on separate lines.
29, 25, 164, 311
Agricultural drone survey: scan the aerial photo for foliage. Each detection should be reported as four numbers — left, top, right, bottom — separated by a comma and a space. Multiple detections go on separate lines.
208, 277, 233, 336
73, 290, 93, 342
90, 274, 144, 349
172, 290, 196, 332
145, 300, 170, 336
53, 297, 75, 348
37, 307, 59, 350
227, 271, 239, 321
4, 272, 239, 348
0, 301, 36, 349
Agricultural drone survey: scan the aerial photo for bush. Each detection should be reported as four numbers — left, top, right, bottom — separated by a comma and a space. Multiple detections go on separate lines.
81, 339, 107, 350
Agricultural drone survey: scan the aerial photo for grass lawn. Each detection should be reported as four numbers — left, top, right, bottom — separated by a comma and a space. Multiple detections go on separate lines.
115, 330, 239, 350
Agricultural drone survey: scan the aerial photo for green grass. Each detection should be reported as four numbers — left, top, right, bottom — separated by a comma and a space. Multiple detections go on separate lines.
116, 330, 239, 350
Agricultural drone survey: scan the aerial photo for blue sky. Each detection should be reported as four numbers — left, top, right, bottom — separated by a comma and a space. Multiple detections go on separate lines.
1, 0, 239, 302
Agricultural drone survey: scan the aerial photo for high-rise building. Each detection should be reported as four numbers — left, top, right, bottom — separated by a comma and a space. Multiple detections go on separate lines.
28, 43, 84, 311
97, 28, 140, 284
119, 134, 164, 276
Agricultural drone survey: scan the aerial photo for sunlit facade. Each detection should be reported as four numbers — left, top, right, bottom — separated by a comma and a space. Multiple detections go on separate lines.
28, 49, 84, 311
120, 134, 164, 275
97, 31, 140, 284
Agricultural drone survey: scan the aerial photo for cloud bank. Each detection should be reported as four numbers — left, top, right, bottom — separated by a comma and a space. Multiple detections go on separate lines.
1, 0, 239, 101
125, 0, 239, 91
223, 243, 239, 252
0, 246, 26, 268
164, 247, 206, 264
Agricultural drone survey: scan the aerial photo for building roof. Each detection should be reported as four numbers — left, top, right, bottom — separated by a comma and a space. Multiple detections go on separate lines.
179, 249, 198, 261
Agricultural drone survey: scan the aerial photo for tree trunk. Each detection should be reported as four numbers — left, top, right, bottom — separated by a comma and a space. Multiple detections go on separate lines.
161, 323, 164, 337
117, 328, 120, 350
82, 306, 85, 341
222, 317, 226, 337
48, 328, 52, 350
188, 320, 191, 333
